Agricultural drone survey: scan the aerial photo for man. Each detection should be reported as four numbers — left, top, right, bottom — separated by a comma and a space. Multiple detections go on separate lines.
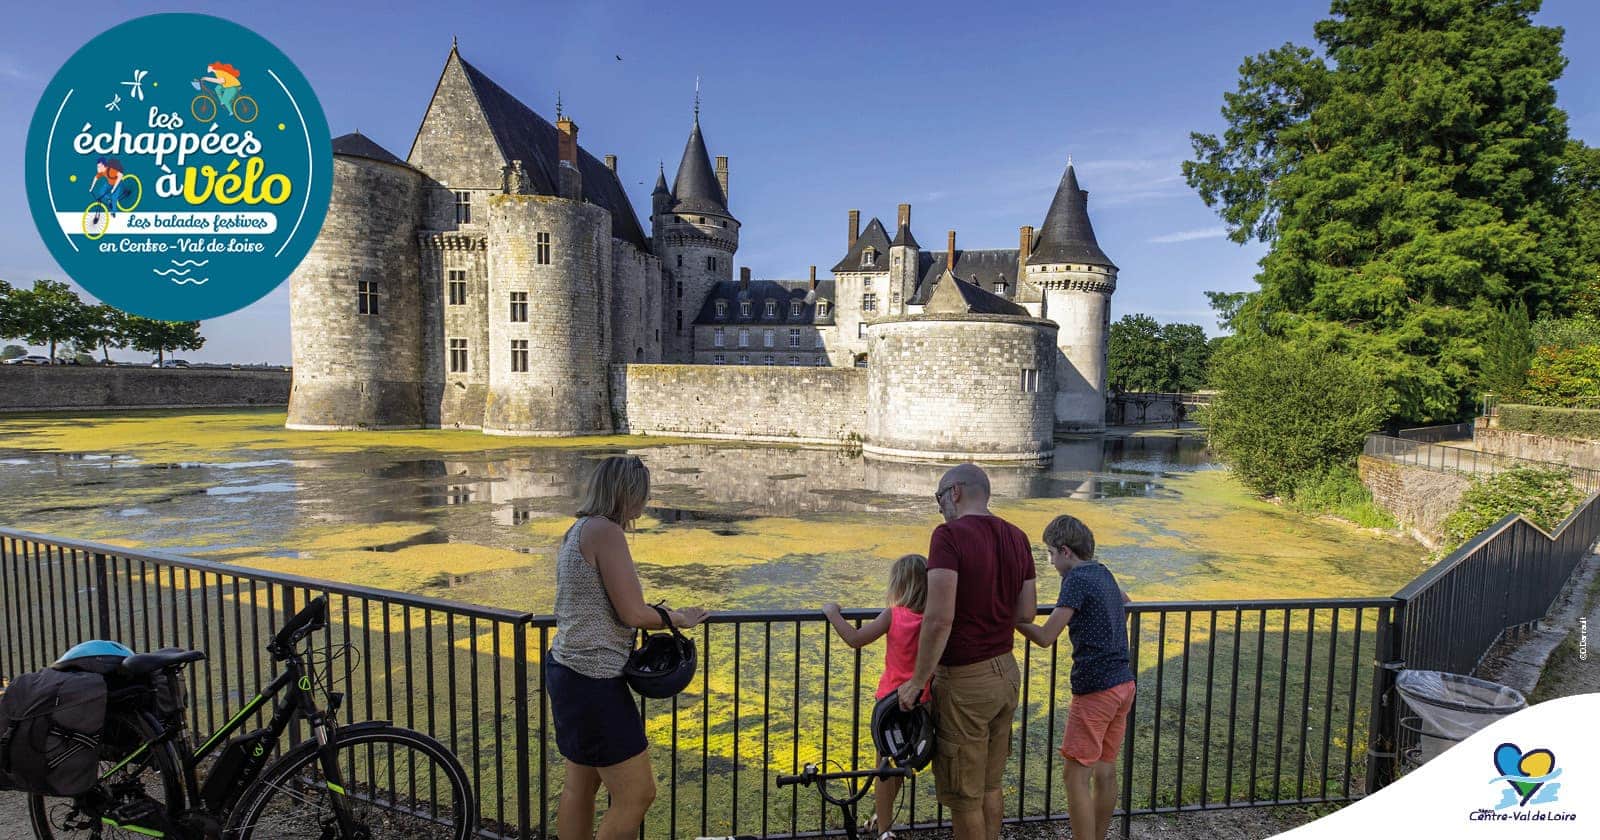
898, 463, 1037, 840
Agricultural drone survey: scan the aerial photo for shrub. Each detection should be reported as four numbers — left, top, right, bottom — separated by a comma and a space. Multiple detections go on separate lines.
1205, 338, 1386, 498
1522, 344, 1600, 406
1497, 404, 1600, 440
1442, 467, 1585, 547
1287, 466, 1398, 529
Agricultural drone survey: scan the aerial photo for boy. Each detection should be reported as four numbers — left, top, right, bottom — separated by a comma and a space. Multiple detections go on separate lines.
1015, 514, 1134, 840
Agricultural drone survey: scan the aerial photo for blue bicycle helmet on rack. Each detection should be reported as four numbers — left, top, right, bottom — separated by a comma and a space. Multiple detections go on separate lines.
52, 640, 134, 675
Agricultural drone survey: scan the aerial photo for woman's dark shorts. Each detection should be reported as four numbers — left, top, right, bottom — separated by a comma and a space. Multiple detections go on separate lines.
545, 658, 648, 768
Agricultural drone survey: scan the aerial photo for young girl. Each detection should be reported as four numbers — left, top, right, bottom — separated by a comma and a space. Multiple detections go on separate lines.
821, 553, 929, 840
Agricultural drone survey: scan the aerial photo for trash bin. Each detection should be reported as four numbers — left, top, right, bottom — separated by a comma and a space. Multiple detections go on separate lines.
1395, 670, 1526, 765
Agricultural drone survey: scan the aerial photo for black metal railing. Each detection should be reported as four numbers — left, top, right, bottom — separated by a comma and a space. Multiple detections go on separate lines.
1395, 423, 1473, 443
1363, 433, 1600, 494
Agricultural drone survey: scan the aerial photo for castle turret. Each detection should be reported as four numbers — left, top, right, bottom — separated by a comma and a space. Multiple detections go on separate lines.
655, 110, 739, 362
288, 133, 425, 430
888, 203, 919, 316
1024, 161, 1117, 430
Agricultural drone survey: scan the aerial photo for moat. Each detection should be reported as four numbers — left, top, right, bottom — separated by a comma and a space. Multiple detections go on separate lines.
0, 409, 1426, 611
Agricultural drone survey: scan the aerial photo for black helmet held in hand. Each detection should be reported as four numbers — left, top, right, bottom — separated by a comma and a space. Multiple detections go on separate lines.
623, 604, 697, 699
871, 689, 935, 771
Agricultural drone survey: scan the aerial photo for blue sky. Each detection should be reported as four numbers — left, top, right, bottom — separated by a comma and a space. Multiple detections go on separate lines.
4, 0, 1598, 363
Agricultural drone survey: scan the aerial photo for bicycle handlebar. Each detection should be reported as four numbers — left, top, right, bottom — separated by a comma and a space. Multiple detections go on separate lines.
269, 595, 329, 659
775, 764, 914, 787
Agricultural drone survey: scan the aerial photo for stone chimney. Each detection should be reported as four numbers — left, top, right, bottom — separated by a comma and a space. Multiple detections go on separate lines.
1019, 225, 1033, 278
897, 203, 911, 231
556, 116, 582, 200
604, 154, 617, 173
947, 230, 956, 270
715, 155, 729, 201
809, 265, 817, 291
848, 210, 860, 250
740, 266, 751, 292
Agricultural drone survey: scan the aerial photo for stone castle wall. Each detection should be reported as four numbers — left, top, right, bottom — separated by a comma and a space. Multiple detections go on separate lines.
865, 317, 1058, 461
0, 367, 290, 412
420, 232, 489, 428
656, 215, 737, 362
287, 155, 425, 429
484, 195, 613, 434
611, 241, 663, 364
612, 364, 866, 445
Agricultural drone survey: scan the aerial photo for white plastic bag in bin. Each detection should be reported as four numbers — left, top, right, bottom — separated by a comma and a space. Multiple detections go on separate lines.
1396, 670, 1526, 764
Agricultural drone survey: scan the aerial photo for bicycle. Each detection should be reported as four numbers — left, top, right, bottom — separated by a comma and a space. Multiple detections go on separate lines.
697, 761, 913, 840
27, 595, 478, 839
82, 175, 142, 240
190, 79, 258, 124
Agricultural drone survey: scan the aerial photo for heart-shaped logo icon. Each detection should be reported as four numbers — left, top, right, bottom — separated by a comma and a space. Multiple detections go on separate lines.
1493, 742, 1557, 806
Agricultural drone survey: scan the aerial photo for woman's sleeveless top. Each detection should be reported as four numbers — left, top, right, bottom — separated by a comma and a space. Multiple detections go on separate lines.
549, 517, 636, 679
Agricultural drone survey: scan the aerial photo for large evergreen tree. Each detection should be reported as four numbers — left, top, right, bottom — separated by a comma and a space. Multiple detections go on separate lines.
1186, 0, 1582, 423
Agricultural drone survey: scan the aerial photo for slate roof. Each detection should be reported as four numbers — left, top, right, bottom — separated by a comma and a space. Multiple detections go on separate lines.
890, 220, 920, 249
830, 218, 893, 273
692, 279, 837, 327
452, 53, 650, 250
910, 249, 1021, 304
922, 269, 1031, 317
1028, 164, 1115, 269
333, 132, 411, 168
670, 119, 729, 216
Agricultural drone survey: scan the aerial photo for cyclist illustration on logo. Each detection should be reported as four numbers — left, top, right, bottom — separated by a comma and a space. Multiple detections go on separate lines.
82, 156, 142, 240
191, 61, 258, 124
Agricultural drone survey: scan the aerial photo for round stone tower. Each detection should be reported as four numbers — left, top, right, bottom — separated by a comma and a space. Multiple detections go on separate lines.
1024, 162, 1117, 431
655, 115, 738, 362
481, 193, 613, 435
287, 133, 425, 430
863, 274, 1058, 461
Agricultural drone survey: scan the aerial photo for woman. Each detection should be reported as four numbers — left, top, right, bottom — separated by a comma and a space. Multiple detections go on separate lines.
547, 454, 708, 839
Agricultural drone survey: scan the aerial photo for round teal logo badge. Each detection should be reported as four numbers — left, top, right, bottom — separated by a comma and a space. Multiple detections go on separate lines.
25, 13, 331, 321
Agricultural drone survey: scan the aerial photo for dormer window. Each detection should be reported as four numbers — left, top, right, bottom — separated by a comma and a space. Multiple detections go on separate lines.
715, 300, 727, 319
817, 299, 831, 318
861, 248, 877, 268
791, 300, 803, 318
764, 300, 777, 319
996, 280, 1008, 296
740, 300, 752, 318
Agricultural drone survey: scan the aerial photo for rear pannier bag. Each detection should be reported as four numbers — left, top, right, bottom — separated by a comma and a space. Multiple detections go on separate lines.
0, 669, 107, 796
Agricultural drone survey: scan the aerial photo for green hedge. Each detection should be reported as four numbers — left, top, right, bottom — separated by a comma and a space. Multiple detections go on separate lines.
1498, 403, 1600, 440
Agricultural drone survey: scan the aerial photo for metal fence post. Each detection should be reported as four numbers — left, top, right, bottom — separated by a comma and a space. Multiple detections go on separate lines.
1365, 602, 1404, 793
513, 621, 532, 840
93, 552, 112, 639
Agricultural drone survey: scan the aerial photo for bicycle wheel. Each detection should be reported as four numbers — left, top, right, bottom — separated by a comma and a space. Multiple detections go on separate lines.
192, 94, 216, 123
234, 96, 258, 124
82, 203, 109, 239
29, 711, 186, 839
225, 724, 475, 840
115, 175, 142, 212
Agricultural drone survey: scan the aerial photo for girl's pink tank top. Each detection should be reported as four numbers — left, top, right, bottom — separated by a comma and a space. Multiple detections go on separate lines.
875, 606, 931, 701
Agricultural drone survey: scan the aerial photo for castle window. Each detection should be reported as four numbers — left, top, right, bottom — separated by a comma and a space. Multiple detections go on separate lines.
816, 356, 827, 366
788, 328, 800, 348
891, 291, 901, 309
863, 277, 873, 291
996, 280, 1008, 296
447, 271, 467, 305
713, 354, 726, 365
676, 280, 684, 300
738, 354, 749, 364
1020, 368, 1039, 393
788, 355, 799, 366
676, 311, 682, 331
817, 300, 830, 318
861, 248, 876, 268
739, 301, 751, 318
698, 217, 705, 224
510, 339, 529, 373
763, 355, 774, 366
862, 293, 877, 313
448, 338, 468, 373
715, 300, 727, 319
677, 254, 683, 268
357, 280, 379, 315
763, 330, 774, 348
764, 300, 776, 319
454, 191, 471, 224
536, 232, 551, 265
858, 323, 867, 339
738, 329, 749, 348
509, 291, 528, 323
714, 327, 725, 348
790, 300, 803, 318
815, 332, 825, 349
706, 255, 717, 271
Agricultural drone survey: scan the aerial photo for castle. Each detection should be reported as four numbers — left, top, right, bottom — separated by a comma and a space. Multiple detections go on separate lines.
287, 45, 1117, 460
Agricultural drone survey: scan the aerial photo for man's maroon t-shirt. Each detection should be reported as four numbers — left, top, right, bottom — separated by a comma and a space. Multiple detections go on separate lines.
927, 514, 1036, 666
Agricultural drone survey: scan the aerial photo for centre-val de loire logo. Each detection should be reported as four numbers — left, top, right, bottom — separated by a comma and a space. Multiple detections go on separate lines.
1468, 741, 1578, 824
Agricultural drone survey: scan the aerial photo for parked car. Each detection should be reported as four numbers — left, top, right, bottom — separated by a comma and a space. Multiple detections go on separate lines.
152, 359, 191, 368
3, 355, 52, 365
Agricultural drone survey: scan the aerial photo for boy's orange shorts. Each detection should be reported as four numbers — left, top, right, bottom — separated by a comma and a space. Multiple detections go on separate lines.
1060, 680, 1136, 765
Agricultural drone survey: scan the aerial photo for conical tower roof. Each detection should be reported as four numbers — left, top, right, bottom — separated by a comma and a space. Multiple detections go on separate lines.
1028, 164, 1115, 269
652, 162, 670, 196
670, 118, 728, 215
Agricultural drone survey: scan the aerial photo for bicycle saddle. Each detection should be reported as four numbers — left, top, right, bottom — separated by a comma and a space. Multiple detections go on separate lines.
121, 647, 206, 678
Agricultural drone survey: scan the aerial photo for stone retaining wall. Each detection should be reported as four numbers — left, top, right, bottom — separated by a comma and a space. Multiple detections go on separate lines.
1358, 454, 1471, 546
611, 364, 865, 445
1476, 422, 1600, 471
0, 367, 290, 412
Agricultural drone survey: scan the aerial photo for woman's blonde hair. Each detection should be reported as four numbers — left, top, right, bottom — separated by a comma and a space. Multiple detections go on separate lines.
576, 455, 651, 528
887, 554, 928, 613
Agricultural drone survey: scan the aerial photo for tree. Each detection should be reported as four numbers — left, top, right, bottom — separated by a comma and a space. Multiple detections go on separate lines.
11, 279, 90, 363
1, 344, 24, 361
1107, 314, 1165, 392
1477, 302, 1534, 401
1185, 0, 1583, 424
0, 280, 19, 342
124, 317, 205, 365
74, 304, 130, 364
1163, 322, 1212, 392
1205, 337, 1387, 498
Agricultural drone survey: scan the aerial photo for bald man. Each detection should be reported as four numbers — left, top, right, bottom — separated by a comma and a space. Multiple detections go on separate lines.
897, 463, 1037, 840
